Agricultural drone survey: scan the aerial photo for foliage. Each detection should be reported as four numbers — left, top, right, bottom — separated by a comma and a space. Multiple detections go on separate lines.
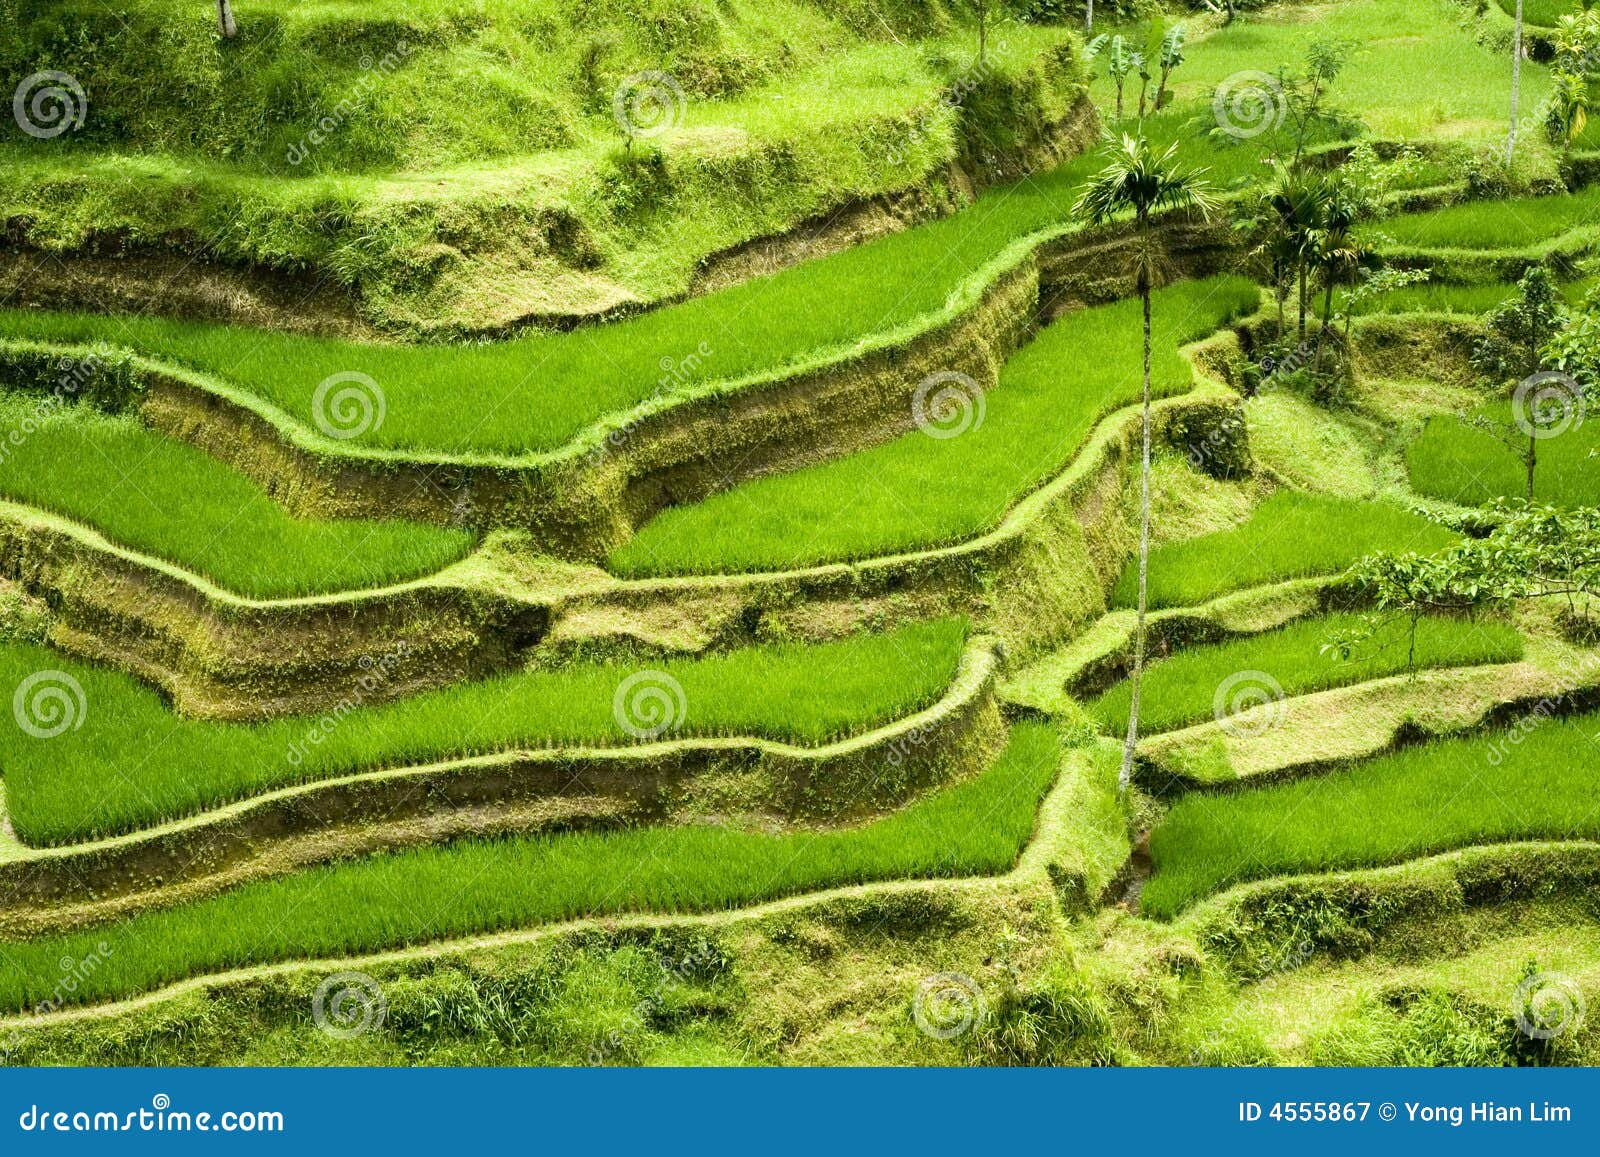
1, 619, 969, 844
0, 724, 1064, 1014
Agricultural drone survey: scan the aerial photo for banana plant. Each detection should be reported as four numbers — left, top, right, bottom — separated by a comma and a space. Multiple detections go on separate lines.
1135, 50, 1152, 119
1106, 35, 1133, 121
1155, 23, 1186, 111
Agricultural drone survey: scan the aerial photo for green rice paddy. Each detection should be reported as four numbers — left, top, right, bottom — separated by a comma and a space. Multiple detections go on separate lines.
0, 618, 968, 844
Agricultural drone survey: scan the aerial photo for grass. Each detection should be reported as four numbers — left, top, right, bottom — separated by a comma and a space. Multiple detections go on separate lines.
1407, 403, 1600, 508
1087, 613, 1524, 735
610, 277, 1262, 576
0, 721, 1063, 1014
1495, 0, 1581, 28
1371, 185, 1600, 252
0, 396, 472, 597
1109, 491, 1461, 610
1167, 0, 1553, 142
1144, 710, 1600, 916
0, 618, 968, 845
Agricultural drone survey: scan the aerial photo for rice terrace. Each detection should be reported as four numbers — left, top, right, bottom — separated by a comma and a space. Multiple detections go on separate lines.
3, 0, 1600, 1070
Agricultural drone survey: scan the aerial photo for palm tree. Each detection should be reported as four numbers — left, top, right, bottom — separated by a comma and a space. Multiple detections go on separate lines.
1075, 134, 1216, 793
217, 0, 238, 39
1508, 0, 1523, 166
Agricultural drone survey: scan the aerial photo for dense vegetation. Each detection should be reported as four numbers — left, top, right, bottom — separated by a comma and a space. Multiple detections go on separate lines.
1089, 613, 1524, 734
1, 618, 968, 843
0, 396, 472, 596
0, 722, 1063, 1014
612, 277, 1259, 574
1145, 712, 1600, 916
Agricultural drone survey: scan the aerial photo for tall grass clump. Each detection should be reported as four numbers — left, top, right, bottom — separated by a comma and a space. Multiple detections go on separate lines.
1088, 613, 1524, 735
0, 397, 471, 596
1144, 711, 1600, 915
0, 723, 1063, 1013
1110, 492, 1460, 610
1, 619, 968, 844
611, 277, 1260, 575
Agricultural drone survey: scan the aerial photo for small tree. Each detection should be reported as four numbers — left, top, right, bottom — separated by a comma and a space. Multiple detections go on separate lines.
1470, 267, 1568, 500
1075, 133, 1215, 793
1282, 39, 1349, 164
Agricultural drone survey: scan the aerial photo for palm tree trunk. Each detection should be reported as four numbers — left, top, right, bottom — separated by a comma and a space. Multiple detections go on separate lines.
1315, 272, 1335, 372
217, 0, 238, 39
1086, 0, 1094, 35
1508, 0, 1523, 166
1120, 218, 1155, 795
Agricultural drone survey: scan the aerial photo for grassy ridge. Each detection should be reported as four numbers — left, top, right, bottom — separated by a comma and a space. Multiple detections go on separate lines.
1145, 711, 1600, 916
1407, 405, 1600, 509
1088, 613, 1524, 735
0, 397, 472, 597
1, 619, 968, 845
0, 722, 1064, 1014
1372, 185, 1600, 252
611, 277, 1261, 576
1110, 492, 1460, 610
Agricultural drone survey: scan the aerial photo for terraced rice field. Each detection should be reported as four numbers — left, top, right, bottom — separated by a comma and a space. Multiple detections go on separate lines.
2, 0, 1598, 1074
